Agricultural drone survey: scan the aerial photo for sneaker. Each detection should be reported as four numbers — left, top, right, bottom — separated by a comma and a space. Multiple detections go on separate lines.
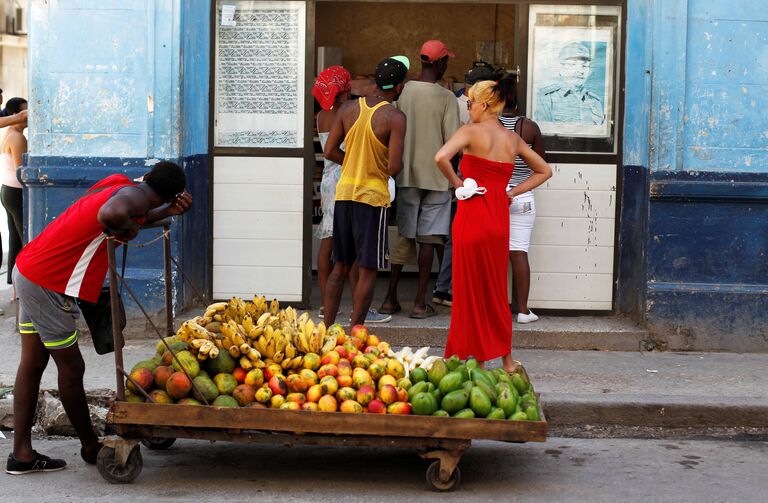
432, 291, 453, 307
355, 309, 392, 324
6, 451, 67, 475
517, 310, 539, 324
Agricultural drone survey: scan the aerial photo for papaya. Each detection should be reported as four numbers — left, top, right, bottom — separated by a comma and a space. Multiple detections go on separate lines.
496, 388, 518, 417
212, 395, 239, 408
207, 350, 236, 375
465, 357, 479, 371
191, 375, 219, 403
486, 407, 506, 420
432, 409, 450, 417
525, 404, 540, 421
155, 336, 180, 356
469, 386, 492, 417
214, 373, 238, 395
456, 364, 469, 382
509, 410, 528, 421
495, 381, 513, 397
411, 392, 439, 416
430, 388, 442, 403
171, 350, 200, 378
410, 367, 428, 384
493, 368, 511, 383
445, 355, 461, 372
441, 389, 469, 414
407, 381, 430, 402
438, 371, 464, 395
428, 359, 448, 388
453, 408, 475, 419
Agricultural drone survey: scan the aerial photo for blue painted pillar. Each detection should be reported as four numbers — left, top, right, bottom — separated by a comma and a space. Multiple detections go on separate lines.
23, 0, 210, 315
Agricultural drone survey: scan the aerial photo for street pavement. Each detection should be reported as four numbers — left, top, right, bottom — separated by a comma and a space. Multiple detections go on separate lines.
0, 436, 765, 502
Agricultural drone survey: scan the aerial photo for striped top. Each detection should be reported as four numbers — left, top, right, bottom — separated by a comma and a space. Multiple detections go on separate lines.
499, 115, 533, 190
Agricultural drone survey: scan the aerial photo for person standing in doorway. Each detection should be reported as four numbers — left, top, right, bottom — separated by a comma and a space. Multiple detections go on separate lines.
380, 40, 461, 319
499, 79, 546, 323
322, 56, 408, 327
7, 162, 192, 475
1, 97, 28, 290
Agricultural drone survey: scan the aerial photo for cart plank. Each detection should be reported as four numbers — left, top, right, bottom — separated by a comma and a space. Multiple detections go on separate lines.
110, 402, 546, 442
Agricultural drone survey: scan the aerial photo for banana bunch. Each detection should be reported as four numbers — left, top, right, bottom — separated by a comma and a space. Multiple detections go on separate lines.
191, 338, 219, 361
175, 317, 215, 344
293, 319, 328, 354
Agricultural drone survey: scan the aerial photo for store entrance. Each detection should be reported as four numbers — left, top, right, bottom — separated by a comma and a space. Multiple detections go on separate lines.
310, 1, 623, 313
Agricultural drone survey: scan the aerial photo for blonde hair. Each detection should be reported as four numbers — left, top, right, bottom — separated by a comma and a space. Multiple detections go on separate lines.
468, 80, 505, 116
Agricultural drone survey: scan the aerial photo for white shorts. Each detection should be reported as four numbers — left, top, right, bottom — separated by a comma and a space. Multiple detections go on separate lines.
509, 191, 536, 252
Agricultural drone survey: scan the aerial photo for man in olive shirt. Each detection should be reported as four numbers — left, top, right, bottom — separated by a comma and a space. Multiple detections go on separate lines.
380, 40, 461, 319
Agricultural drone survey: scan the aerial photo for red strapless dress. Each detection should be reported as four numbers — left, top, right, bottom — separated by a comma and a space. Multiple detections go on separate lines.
445, 154, 514, 361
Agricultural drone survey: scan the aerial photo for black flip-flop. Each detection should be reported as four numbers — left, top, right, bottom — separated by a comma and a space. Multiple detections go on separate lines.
379, 302, 402, 315
410, 304, 437, 319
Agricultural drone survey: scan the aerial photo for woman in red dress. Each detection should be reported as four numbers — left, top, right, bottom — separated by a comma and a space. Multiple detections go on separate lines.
435, 80, 552, 372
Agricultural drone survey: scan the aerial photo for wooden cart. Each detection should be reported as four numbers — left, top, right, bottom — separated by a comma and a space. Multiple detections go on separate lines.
99, 229, 547, 491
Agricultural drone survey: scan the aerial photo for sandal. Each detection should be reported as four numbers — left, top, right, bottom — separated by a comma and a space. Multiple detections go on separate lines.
409, 304, 438, 319
379, 301, 402, 315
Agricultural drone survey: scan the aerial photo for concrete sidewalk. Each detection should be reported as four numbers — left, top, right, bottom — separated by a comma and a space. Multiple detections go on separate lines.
1, 309, 767, 436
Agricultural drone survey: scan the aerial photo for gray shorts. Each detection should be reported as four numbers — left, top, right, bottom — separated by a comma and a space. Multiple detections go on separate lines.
14, 267, 80, 350
395, 187, 452, 239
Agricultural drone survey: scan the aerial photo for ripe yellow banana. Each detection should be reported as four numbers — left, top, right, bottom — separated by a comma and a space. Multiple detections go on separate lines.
269, 299, 279, 315
284, 343, 296, 360
209, 346, 219, 359
281, 357, 292, 370
243, 315, 254, 334
272, 351, 284, 364
257, 312, 271, 327
298, 312, 309, 325
239, 343, 252, 355
239, 356, 253, 370
247, 348, 261, 361
228, 345, 241, 358
290, 356, 304, 370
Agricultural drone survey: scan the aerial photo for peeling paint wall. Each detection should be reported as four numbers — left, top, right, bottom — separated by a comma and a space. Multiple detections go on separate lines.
29, 0, 182, 159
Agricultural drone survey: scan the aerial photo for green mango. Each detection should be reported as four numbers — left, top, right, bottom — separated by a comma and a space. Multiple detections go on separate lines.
486, 407, 506, 420
428, 359, 448, 388
410, 367, 428, 384
509, 411, 528, 421
465, 357, 479, 371
456, 364, 469, 382
430, 388, 442, 403
495, 369, 512, 384
462, 381, 475, 394
453, 408, 475, 419
496, 388, 518, 417
511, 372, 529, 395
475, 380, 498, 403
470, 368, 495, 389
525, 404, 541, 421
469, 386, 492, 417
520, 393, 537, 409
495, 381, 513, 397
206, 350, 236, 375
407, 381, 430, 402
438, 371, 465, 395
445, 355, 461, 372
411, 392, 439, 416
441, 389, 469, 414
432, 409, 450, 417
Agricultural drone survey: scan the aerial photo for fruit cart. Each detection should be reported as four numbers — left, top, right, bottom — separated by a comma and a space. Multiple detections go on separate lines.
99, 229, 547, 492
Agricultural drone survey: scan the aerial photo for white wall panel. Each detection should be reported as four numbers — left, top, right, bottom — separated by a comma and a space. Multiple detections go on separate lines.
213, 156, 304, 301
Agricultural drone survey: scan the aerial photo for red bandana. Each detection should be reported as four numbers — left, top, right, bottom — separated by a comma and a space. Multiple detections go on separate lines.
313, 66, 352, 111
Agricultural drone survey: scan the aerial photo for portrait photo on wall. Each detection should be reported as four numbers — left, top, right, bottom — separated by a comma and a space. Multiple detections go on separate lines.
529, 26, 613, 139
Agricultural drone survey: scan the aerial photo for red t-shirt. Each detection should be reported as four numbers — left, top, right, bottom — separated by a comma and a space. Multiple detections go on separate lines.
16, 174, 146, 303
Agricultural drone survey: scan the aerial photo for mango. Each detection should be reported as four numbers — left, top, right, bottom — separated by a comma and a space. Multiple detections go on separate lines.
212, 395, 239, 408
496, 388, 518, 417
428, 359, 448, 387
131, 358, 160, 374
475, 380, 498, 403
525, 404, 541, 421
445, 355, 461, 372
386, 401, 412, 415
127, 367, 154, 393
171, 350, 200, 379
452, 408, 475, 419
512, 373, 529, 395
469, 386, 492, 417
465, 357, 479, 371
339, 400, 364, 413
509, 411, 528, 421
191, 375, 219, 403
233, 384, 256, 406
411, 392, 439, 416
441, 389, 469, 415
432, 410, 449, 417
206, 350, 236, 375
177, 397, 202, 406
410, 367, 428, 383
166, 372, 192, 400
438, 371, 464, 396
408, 381, 430, 402
214, 373, 238, 395
486, 407, 506, 420
255, 387, 273, 403
148, 389, 173, 404
153, 365, 174, 390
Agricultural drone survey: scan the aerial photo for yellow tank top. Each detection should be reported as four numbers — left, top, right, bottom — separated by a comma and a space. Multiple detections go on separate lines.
335, 98, 390, 208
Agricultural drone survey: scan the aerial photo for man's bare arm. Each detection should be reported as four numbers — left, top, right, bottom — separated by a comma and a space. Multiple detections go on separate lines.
387, 110, 406, 177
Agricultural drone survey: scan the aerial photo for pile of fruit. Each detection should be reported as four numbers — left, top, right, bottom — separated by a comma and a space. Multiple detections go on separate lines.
125, 297, 540, 421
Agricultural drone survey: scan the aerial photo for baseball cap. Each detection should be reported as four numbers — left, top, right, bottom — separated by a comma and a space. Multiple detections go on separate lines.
375, 55, 410, 90
420, 40, 455, 63
559, 42, 592, 62
466, 65, 496, 85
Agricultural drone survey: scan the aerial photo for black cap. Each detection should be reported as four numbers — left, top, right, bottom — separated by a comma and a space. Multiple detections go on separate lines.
375, 56, 409, 90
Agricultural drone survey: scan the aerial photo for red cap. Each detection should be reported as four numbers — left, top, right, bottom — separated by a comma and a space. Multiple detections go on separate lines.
419, 40, 455, 63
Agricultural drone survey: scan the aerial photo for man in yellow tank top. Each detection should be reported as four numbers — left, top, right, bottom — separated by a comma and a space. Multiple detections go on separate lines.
323, 56, 409, 327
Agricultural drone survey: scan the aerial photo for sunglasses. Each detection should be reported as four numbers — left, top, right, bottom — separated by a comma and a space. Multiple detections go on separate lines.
467, 100, 486, 111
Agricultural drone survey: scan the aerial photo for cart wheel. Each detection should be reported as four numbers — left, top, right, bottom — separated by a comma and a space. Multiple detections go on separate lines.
426, 460, 461, 492
97, 445, 143, 484
141, 437, 176, 450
